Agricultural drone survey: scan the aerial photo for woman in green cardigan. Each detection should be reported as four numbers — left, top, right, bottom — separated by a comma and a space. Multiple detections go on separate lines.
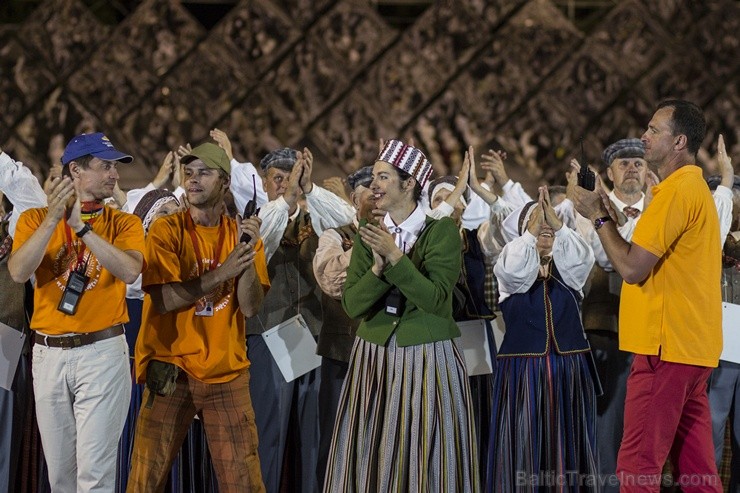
323, 140, 479, 493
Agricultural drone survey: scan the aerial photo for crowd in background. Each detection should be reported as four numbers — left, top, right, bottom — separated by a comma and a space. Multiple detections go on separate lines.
0, 99, 737, 493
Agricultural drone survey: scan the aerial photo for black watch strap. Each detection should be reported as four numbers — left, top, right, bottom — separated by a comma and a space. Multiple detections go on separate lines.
75, 222, 93, 238
593, 215, 612, 230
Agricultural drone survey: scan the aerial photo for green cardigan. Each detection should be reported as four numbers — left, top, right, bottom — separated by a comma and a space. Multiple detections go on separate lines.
342, 215, 462, 347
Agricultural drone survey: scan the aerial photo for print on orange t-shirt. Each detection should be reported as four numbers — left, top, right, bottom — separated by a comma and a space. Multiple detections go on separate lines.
135, 211, 270, 384
12, 206, 145, 335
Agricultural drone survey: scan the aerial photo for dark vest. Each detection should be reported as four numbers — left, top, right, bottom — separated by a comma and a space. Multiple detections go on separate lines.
581, 265, 621, 333
247, 210, 323, 336
0, 260, 27, 332
453, 228, 496, 321
498, 266, 590, 356
316, 224, 360, 363
0, 228, 27, 332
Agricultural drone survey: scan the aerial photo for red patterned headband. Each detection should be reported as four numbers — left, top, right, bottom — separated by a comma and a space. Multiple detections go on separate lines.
376, 139, 433, 188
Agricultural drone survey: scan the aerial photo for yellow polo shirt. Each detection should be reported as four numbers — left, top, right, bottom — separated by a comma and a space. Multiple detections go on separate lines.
619, 165, 722, 367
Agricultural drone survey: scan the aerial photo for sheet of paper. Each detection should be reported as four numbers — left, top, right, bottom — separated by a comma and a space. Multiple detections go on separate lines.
0, 321, 26, 391
454, 319, 494, 376
720, 303, 740, 364
262, 314, 322, 382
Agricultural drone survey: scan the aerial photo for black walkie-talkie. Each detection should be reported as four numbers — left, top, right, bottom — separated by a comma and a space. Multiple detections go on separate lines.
240, 175, 260, 243
58, 259, 89, 315
578, 137, 596, 191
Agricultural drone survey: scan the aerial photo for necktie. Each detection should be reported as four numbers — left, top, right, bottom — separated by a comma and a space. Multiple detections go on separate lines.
623, 206, 640, 219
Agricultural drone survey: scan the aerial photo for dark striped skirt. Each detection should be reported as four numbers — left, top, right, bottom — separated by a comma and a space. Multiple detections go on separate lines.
486, 351, 599, 492
324, 335, 480, 493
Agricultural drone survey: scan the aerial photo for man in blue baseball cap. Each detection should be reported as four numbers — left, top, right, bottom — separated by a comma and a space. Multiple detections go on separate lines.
8, 132, 144, 492
60, 132, 133, 166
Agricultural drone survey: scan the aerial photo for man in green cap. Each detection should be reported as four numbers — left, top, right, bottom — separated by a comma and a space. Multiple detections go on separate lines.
128, 143, 269, 492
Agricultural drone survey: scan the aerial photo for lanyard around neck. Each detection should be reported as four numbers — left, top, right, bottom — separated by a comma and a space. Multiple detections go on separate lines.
185, 210, 227, 276
63, 210, 101, 270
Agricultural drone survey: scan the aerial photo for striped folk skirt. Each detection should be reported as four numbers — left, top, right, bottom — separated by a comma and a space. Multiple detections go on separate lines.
486, 351, 599, 492
324, 335, 480, 493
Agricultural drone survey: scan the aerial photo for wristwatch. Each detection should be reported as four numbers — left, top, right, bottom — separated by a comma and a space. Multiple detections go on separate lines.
593, 215, 612, 230
75, 222, 93, 238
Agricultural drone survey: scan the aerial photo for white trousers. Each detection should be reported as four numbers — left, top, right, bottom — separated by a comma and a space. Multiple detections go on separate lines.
32, 334, 131, 493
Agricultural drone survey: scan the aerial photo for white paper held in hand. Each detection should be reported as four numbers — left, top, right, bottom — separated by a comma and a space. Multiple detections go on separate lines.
262, 314, 322, 382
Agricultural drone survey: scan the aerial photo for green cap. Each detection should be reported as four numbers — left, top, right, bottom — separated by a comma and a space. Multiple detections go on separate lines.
181, 143, 230, 174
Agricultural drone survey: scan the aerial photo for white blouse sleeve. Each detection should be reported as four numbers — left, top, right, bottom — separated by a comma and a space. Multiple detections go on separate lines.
478, 197, 515, 264
230, 159, 268, 214
0, 152, 47, 237
553, 198, 580, 232
427, 201, 454, 220
257, 196, 290, 263
575, 214, 611, 271
122, 183, 155, 213
460, 187, 490, 229
714, 185, 733, 246
304, 185, 355, 236
501, 180, 533, 208
551, 226, 595, 292
493, 230, 540, 303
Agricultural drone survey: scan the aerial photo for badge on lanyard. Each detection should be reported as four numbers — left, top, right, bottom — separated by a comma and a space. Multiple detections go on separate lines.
195, 299, 214, 317
58, 221, 92, 315
186, 212, 228, 318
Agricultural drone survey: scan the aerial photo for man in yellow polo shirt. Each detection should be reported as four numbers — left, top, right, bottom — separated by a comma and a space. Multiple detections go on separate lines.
128, 143, 269, 492
571, 100, 722, 492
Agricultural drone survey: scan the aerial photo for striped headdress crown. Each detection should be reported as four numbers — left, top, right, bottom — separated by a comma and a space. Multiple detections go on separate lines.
376, 139, 433, 189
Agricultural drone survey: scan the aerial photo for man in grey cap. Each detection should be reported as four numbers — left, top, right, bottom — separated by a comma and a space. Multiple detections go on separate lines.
247, 147, 353, 493
570, 138, 650, 492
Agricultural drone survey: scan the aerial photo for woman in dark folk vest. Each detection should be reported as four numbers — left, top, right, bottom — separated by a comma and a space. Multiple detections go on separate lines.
487, 187, 599, 492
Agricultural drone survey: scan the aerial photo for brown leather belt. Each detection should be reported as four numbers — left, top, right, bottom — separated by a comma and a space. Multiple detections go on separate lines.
34, 325, 125, 349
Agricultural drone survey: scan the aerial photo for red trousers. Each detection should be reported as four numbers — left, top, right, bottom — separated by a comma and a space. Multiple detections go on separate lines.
617, 354, 721, 492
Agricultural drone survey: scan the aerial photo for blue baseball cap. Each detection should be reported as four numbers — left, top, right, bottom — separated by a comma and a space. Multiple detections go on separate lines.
60, 132, 133, 166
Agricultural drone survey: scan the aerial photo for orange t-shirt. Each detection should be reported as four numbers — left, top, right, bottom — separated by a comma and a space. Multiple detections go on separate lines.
12, 207, 145, 335
135, 211, 270, 384
619, 165, 722, 367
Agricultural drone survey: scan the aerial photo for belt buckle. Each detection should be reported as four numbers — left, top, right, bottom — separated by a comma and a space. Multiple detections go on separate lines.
60, 336, 71, 349
72, 335, 82, 348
